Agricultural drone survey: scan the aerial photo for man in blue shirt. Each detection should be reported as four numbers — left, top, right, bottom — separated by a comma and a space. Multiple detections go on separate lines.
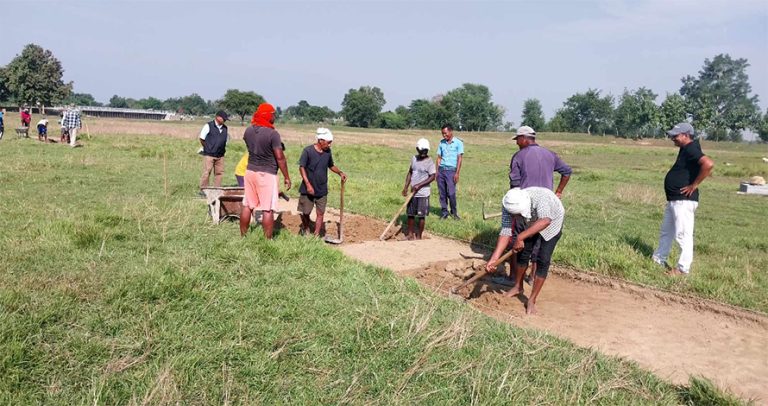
435, 124, 464, 219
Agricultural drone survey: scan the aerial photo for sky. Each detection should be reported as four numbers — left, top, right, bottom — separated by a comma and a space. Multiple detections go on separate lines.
2, 0, 767, 125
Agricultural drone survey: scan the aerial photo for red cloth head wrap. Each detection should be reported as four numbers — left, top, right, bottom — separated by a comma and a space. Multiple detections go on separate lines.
251, 103, 276, 128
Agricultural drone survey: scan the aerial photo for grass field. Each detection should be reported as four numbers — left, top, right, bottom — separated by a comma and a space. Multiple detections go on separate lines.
0, 117, 758, 404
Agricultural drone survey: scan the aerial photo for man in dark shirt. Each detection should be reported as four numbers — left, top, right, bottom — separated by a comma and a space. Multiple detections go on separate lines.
652, 122, 714, 276
239, 103, 292, 239
198, 110, 229, 193
298, 128, 347, 236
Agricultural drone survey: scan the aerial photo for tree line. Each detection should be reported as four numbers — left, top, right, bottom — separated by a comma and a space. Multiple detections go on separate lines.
2, 44, 766, 141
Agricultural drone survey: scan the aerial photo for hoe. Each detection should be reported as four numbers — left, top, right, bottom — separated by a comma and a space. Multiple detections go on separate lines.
324, 179, 346, 244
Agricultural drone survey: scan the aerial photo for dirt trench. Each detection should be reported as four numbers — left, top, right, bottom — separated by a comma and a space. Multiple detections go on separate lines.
272, 200, 768, 402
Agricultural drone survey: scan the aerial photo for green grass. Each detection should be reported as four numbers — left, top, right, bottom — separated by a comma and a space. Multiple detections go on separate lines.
0, 133, 748, 404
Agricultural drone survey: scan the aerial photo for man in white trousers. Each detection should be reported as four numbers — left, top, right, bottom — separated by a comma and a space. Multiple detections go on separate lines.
62, 106, 82, 147
652, 122, 714, 276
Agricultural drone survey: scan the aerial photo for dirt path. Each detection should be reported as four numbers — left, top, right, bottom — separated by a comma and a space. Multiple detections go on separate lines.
273, 201, 768, 402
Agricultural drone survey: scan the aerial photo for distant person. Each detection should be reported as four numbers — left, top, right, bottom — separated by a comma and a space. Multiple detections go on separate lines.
652, 123, 714, 276
59, 111, 70, 144
36, 118, 49, 142
435, 124, 464, 220
504, 125, 572, 285
486, 187, 565, 315
61, 106, 82, 147
235, 151, 248, 187
20, 108, 31, 127
239, 103, 292, 239
401, 138, 436, 240
0, 109, 5, 140
298, 128, 347, 237
198, 110, 229, 194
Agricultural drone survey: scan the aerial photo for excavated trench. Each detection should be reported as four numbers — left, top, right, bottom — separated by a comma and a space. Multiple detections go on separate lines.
263, 199, 768, 401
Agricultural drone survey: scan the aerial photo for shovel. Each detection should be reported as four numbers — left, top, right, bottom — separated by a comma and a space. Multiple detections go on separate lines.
379, 191, 414, 241
449, 248, 517, 294
324, 179, 345, 244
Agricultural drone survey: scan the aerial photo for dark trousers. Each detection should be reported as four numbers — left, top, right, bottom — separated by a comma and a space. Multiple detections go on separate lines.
516, 231, 562, 279
437, 169, 457, 216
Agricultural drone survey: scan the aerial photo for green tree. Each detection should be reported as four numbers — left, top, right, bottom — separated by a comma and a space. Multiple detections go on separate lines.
408, 99, 451, 129
659, 93, 688, 133
306, 106, 336, 123
0, 67, 10, 102
680, 54, 761, 141
558, 89, 614, 135
758, 108, 768, 143
285, 100, 311, 120
341, 86, 386, 128
284, 100, 335, 123
375, 111, 407, 129
65, 92, 102, 106
613, 87, 659, 139
520, 98, 546, 131
394, 105, 410, 126
136, 97, 164, 110
4, 44, 72, 111
441, 83, 503, 131
109, 95, 129, 108
547, 111, 569, 133
218, 89, 265, 124
178, 93, 209, 116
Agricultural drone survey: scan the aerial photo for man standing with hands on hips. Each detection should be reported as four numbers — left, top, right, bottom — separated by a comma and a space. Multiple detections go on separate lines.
435, 124, 464, 220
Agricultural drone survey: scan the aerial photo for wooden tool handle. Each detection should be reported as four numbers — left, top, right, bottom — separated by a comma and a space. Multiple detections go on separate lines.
379, 191, 414, 240
449, 248, 517, 293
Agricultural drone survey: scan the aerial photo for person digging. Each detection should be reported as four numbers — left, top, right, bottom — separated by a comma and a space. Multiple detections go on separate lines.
485, 187, 565, 315
401, 138, 436, 240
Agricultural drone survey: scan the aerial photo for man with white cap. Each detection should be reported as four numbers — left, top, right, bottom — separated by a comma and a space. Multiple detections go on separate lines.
652, 122, 714, 276
485, 187, 565, 315
298, 127, 347, 237
401, 138, 436, 240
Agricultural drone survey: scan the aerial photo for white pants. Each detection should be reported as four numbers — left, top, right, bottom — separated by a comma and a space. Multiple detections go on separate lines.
653, 200, 699, 273
69, 127, 78, 146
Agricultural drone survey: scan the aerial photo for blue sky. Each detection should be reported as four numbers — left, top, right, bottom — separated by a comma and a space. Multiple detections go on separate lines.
2, 0, 767, 124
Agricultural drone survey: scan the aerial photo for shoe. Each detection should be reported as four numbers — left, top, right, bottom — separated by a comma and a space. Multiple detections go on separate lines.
652, 256, 671, 270
451, 214, 461, 220
440, 214, 449, 220
197, 191, 206, 198
666, 267, 689, 277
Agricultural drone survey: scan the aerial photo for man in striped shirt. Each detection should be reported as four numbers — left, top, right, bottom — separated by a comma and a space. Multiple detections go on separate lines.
486, 187, 565, 315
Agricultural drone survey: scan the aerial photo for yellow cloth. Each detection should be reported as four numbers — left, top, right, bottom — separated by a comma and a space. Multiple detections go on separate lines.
235, 152, 248, 177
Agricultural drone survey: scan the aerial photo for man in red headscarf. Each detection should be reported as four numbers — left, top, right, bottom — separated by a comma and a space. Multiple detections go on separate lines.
240, 103, 292, 239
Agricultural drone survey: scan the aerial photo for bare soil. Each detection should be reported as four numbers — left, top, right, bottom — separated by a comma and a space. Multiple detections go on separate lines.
271, 203, 768, 402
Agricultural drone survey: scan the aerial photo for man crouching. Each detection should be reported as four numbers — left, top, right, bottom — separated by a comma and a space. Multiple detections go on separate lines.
486, 187, 565, 315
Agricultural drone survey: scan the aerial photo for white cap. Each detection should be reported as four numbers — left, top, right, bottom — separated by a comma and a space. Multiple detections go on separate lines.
416, 138, 430, 150
502, 188, 531, 220
316, 127, 334, 142
516, 126, 536, 137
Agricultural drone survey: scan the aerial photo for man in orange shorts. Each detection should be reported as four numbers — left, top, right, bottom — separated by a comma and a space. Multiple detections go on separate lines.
239, 103, 292, 239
